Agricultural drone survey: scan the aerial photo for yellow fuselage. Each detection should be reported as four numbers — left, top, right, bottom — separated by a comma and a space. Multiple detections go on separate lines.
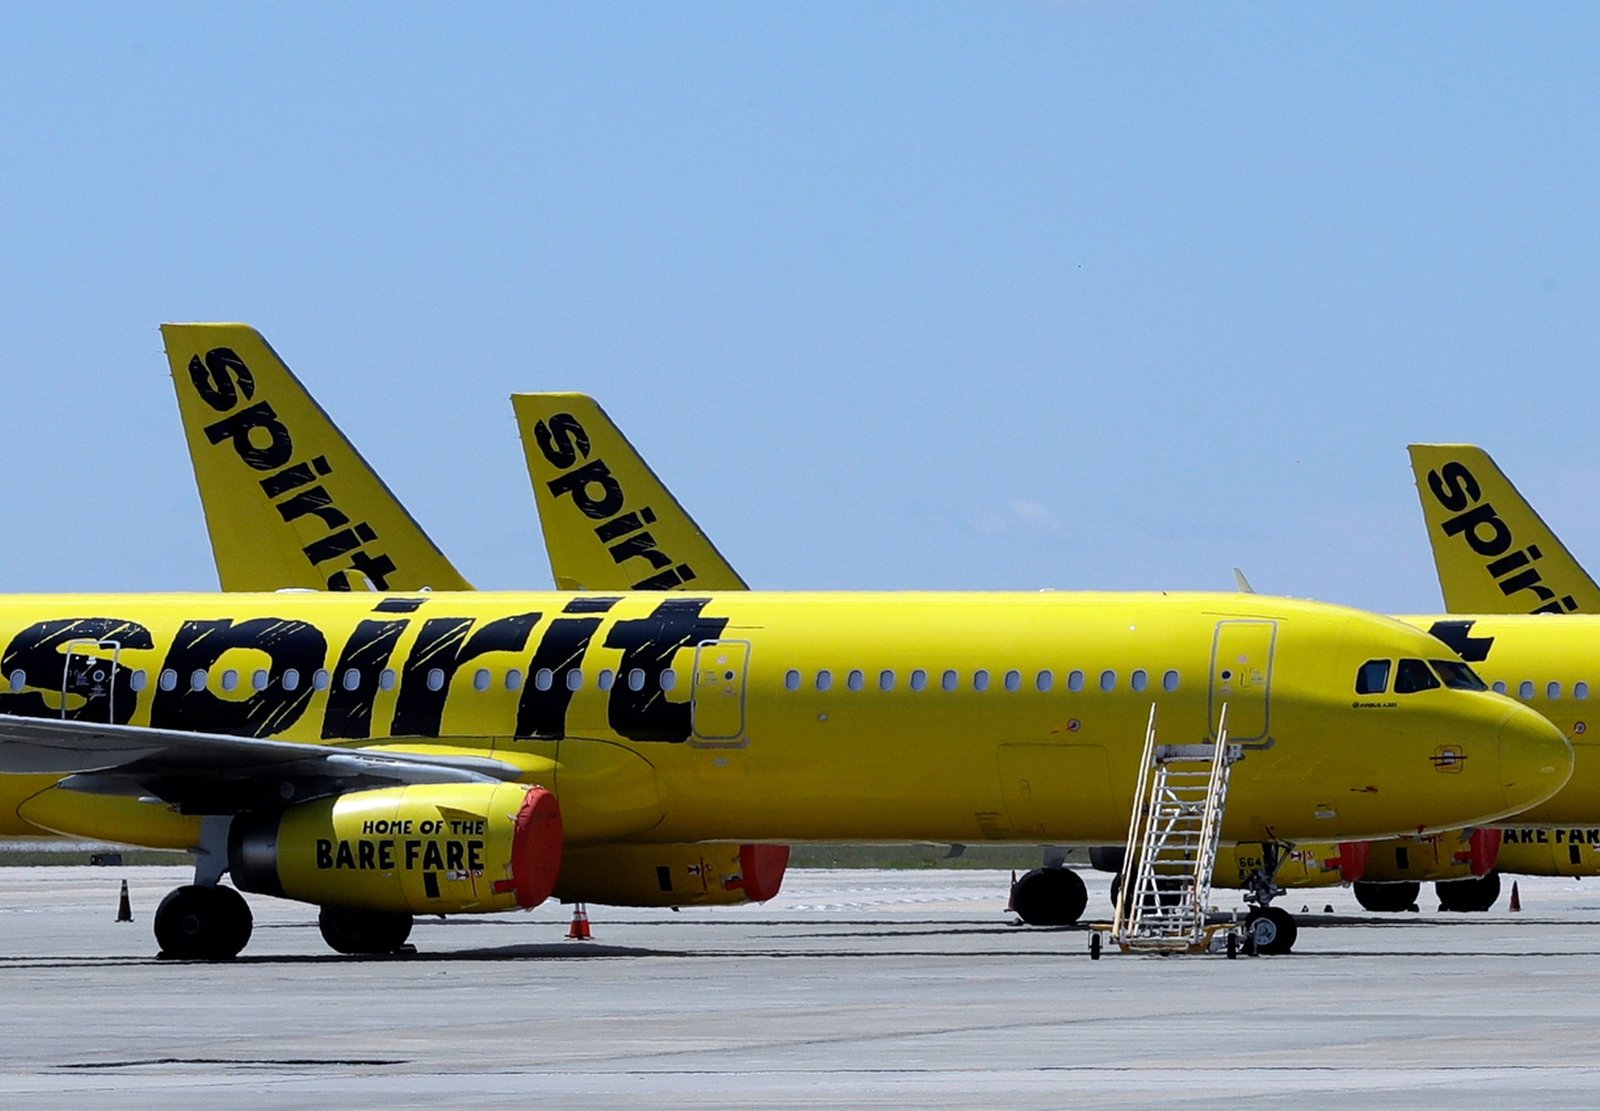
0, 591, 1570, 853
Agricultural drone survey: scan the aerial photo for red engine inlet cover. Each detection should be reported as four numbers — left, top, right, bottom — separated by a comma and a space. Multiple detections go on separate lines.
511, 787, 564, 909
1332, 841, 1370, 883
737, 844, 791, 903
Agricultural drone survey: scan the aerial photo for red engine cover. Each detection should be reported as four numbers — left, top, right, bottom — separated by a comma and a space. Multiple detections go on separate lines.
1331, 841, 1370, 882
737, 844, 791, 902
510, 787, 564, 909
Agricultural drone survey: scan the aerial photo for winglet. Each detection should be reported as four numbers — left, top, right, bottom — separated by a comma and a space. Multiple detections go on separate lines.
1407, 443, 1600, 614
512, 393, 746, 591
162, 324, 473, 592
1233, 567, 1255, 594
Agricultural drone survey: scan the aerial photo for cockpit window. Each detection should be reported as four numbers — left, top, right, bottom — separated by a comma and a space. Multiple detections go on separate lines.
1355, 659, 1391, 695
1431, 659, 1488, 692
1394, 658, 1441, 694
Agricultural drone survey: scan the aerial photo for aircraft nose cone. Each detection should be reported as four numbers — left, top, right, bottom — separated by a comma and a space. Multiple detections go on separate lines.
1499, 703, 1574, 814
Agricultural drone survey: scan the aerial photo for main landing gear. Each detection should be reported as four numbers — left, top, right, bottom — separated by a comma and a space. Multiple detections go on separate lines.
1352, 880, 1421, 913
1010, 866, 1089, 926
318, 906, 415, 955
154, 884, 254, 961
1436, 872, 1501, 913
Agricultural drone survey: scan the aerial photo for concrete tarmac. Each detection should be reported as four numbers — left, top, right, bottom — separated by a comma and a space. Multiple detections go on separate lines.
2, 866, 1600, 1107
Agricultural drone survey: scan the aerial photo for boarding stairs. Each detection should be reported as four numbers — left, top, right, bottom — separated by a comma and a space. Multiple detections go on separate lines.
1109, 703, 1240, 954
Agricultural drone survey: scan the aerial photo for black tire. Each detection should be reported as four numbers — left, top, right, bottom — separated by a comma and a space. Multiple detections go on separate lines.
318, 906, 415, 955
1437, 871, 1502, 913
1011, 867, 1089, 926
1245, 906, 1298, 955
1353, 880, 1422, 913
1108, 872, 1122, 911
154, 885, 253, 960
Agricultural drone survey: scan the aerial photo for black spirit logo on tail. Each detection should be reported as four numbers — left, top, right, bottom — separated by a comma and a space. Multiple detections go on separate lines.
1425, 461, 1578, 614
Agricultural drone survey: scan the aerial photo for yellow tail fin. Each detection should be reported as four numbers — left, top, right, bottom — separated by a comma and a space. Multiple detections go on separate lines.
1408, 443, 1600, 614
512, 393, 746, 591
162, 323, 473, 592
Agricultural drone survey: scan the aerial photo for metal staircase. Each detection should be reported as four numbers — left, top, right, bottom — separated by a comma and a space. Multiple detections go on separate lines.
1109, 703, 1240, 953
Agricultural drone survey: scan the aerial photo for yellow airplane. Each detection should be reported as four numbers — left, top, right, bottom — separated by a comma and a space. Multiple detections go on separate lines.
0, 330, 1568, 961
1158, 445, 1600, 917
163, 324, 783, 923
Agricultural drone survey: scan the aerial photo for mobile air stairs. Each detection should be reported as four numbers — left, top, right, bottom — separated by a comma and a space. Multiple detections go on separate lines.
1090, 703, 1292, 958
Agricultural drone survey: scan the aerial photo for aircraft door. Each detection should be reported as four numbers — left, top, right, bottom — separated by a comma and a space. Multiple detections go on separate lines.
61, 639, 123, 723
1209, 621, 1275, 742
691, 640, 750, 746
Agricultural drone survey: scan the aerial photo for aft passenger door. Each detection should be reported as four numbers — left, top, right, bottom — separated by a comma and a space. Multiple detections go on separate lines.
1209, 620, 1275, 743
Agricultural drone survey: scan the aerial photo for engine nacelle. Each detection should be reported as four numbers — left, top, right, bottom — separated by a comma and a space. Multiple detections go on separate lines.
1351, 828, 1500, 883
557, 843, 789, 907
229, 783, 561, 915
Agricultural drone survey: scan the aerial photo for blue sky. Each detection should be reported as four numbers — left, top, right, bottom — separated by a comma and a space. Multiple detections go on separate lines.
3, 4, 1598, 613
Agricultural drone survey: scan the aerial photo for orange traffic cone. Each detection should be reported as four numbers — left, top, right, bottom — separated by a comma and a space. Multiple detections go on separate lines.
1509, 881, 1521, 912
1005, 870, 1017, 912
115, 880, 132, 923
566, 903, 592, 940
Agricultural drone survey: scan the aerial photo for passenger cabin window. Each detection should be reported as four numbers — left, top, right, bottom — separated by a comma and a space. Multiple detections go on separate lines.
565, 669, 583, 691
505, 669, 523, 691
1578, 681, 1591, 700
283, 669, 300, 692
847, 670, 865, 692
784, 670, 802, 692
1355, 659, 1391, 695
251, 670, 269, 692
941, 670, 959, 692
1548, 681, 1562, 700
661, 668, 677, 691
973, 670, 990, 692
8, 670, 23, 693
1492, 680, 1507, 695
1067, 670, 1085, 693
1099, 670, 1116, 692
1162, 669, 1180, 692
342, 669, 361, 692
474, 669, 492, 692
598, 669, 615, 691
1518, 680, 1535, 700
220, 669, 238, 692
130, 670, 148, 692
910, 669, 928, 691
879, 670, 895, 692
815, 670, 833, 692
1004, 670, 1022, 692
1035, 670, 1053, 692
1130, 669, 1148, 692
535, 668, 554, 691
379, 669, 397, 691
1393, 658, 1440, 694
630, 669, 647, 692
190, 669, 207, 692
313, 669, 331, 691
160, 669, 177, 692
1431, 660, 1487, 692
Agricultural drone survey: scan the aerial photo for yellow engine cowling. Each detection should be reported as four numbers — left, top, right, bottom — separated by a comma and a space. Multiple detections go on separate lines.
557, 843, 790, 907
229, 783, 561, 915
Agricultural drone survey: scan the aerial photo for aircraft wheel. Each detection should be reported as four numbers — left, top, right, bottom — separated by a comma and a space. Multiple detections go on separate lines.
1011, 866, 1089, 926
1244, 906, 1297, 955
318, 906, 415, 955
155, 885, 253, 960
1353, 880, 1421, 913
1437, 871, 1501, 913
1108, 872, 1121, 910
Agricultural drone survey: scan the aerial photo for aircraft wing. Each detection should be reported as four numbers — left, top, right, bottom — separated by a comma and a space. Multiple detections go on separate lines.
0, 715, 523, 813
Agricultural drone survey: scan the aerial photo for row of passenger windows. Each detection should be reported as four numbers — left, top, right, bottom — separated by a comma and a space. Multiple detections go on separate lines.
1492, 679, 1592, 701
782, 668, 1182, 694
10, 667, 679, 695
